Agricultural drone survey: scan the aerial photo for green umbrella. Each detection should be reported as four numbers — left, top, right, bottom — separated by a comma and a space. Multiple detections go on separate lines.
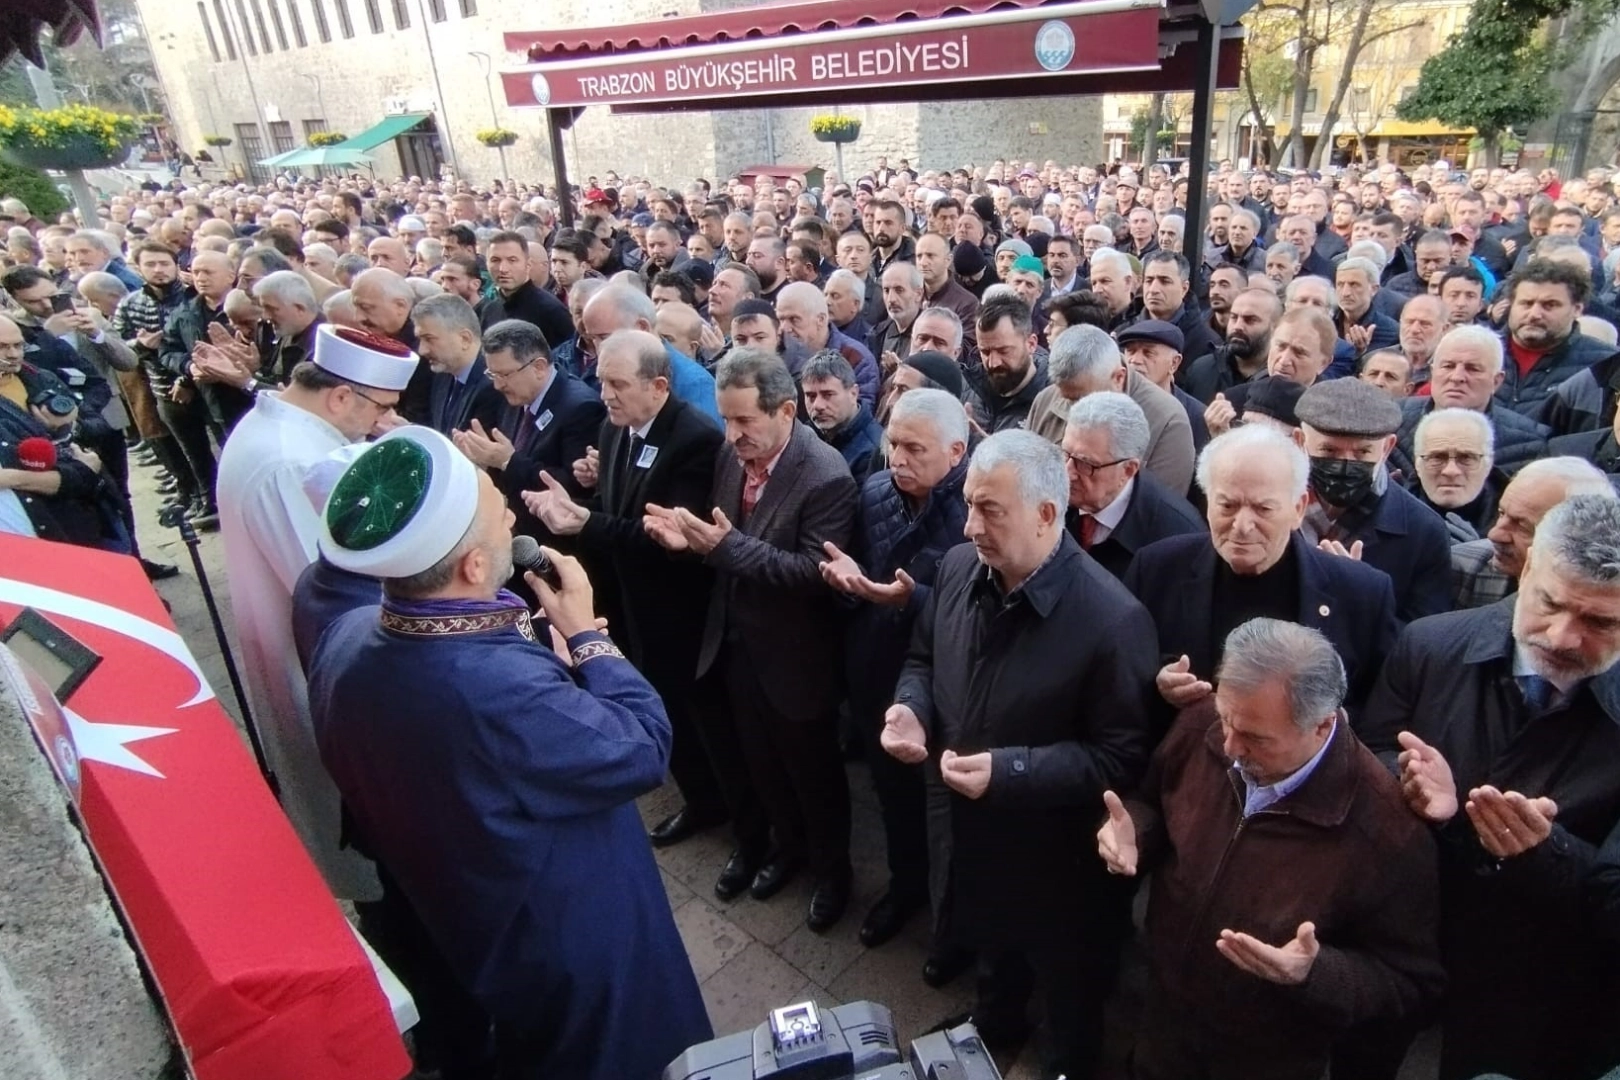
261, 146, 375, 169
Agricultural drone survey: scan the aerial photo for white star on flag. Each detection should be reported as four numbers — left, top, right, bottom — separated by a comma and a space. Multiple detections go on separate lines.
63, 707, 177, 778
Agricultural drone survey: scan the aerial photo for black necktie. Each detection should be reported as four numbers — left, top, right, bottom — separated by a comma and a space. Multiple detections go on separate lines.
624, 433, 643, 477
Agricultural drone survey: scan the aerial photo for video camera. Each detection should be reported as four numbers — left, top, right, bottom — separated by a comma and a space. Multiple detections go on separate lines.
663, 999, 1003, 1080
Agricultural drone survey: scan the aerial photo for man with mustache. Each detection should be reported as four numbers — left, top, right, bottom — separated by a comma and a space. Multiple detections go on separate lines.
1182, 289, 1280, 407
964, 295, 1049, 433
1361, 494, 1620, 1080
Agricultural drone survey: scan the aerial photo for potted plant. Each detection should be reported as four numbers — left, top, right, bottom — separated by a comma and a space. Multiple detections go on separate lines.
0, 103, 140, 171
139, 113, 165, 126
810, 115, 862, 144
307, 131, 348, 147
476, 128, 520, 148
204, 134, 233, 147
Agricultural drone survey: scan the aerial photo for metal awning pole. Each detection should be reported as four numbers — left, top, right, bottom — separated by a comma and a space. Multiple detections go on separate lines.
1183, 17, 1222, 285
547, 109, 575, 228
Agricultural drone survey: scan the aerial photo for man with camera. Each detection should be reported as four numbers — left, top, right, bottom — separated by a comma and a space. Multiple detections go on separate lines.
0, 314, 124, 550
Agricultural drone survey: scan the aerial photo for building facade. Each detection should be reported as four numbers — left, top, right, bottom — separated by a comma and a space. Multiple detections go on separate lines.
134, 0, 1103, 188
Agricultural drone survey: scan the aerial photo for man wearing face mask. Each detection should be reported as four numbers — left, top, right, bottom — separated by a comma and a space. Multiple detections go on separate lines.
1296, 377, 1454, 622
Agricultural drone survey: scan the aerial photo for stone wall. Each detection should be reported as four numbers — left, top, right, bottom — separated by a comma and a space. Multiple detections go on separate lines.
135, 0, 1102, 189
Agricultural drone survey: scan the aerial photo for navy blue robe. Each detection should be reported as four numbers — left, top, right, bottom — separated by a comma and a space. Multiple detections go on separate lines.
291, 557, 382, 673
308, 609, 711, 1080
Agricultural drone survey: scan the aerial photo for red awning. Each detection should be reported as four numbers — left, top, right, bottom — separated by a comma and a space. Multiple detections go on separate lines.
507, 0, 1079, 61
501, 0, 1243, 111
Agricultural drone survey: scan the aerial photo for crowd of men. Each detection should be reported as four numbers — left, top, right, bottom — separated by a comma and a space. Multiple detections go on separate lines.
3, 150, 1620, 1080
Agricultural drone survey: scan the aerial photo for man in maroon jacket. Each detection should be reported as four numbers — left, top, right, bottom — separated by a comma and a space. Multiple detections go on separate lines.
1098, 617, 1443, 1080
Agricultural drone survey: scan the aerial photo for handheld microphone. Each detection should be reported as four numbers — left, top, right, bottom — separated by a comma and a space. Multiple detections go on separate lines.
17, 437, 58, 472
511, 534, 562, 590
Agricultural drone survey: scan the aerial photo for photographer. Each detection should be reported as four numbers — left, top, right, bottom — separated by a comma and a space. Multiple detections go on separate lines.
0, 314, 127, 551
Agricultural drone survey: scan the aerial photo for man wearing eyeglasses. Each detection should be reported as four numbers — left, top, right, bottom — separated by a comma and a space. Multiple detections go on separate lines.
1062, 391, 1203, 581
1411, 409, 1500, 541
452, 319, 604, 543
216, 324, 415, 906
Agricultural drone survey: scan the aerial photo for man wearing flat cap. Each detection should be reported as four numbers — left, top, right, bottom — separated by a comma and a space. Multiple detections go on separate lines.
217, 324, 416, 903
308, 426, 710, 1080
1118, 319, 1211, 450
1296, 376, 1454, 621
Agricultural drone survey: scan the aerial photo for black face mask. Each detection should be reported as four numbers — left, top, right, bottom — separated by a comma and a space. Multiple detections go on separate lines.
1310, 456, 1378, 508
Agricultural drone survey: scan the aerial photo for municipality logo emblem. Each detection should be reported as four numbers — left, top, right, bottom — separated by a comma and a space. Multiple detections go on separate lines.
1034, 20, 1075, 71
531, 72, 552, 106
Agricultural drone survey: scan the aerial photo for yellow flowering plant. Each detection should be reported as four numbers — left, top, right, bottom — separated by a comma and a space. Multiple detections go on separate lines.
0, 104, 142, 155
306, 131, 348, 147
475, 128, 519, 147
809, 115, 861, 140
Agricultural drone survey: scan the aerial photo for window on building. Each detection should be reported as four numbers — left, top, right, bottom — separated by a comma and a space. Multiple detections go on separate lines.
333, 0, 353, 37
234, 0, 258, 54
198, 2, 223, 60
459, 0, 475, 14
363, 0, 383, 33
214, 0, 239, 57
427, 0, 445, 20
269, 120, 296, 154
266, 0, 290, 49
391, 0, 409, 29
302, 118, 329, 139
308, 0, 330, 40
235, 122, 269, 182
248, 0, 274, 51
1305, 88, 1319, 113
284, 0, 307, 46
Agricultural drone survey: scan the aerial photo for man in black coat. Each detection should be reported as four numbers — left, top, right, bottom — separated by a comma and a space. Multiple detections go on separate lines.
1125, 425, 1398, 722
1387, 326, 1549, 482
521, 329, 728, 852
480, 230, 576, 349
644, 349, 858, 931
1359, 494, 1620, 1080
1295, 378, 1454, 622
450, 319, 604, 543
817, 387, 970, 951
886, 429, 1158, 1080
1062, 390, 1203, 580
412, 294, 506, 438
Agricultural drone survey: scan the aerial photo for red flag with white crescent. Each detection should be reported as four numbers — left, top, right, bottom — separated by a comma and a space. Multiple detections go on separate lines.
0, 535, 409, 1080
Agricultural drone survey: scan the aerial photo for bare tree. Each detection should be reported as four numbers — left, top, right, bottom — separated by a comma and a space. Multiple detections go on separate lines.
1307, 0, 1426, 169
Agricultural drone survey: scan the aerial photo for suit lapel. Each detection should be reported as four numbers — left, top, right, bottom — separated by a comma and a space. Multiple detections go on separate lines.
621, 399, 679, 514
1294, 536, 1337, 631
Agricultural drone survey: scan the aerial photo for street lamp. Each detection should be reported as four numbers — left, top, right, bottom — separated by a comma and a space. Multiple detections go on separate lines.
469, 50, 510, 183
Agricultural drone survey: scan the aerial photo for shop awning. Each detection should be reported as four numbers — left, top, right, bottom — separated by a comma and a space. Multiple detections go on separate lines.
501, 0, 1247, 112
339, 113, 431, 151
1374, 120, 1474, 138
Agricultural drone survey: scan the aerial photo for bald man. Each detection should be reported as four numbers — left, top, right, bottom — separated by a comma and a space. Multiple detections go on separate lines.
775, 280, 880, 407
366, 236, 412, 277
656, 301, 706, 362
351, 267, 431, 423
159, 248, 252, 452
581, 285, 720, 427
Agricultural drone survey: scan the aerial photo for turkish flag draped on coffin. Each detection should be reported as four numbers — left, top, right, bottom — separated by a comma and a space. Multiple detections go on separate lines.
0, 534, 409, 1080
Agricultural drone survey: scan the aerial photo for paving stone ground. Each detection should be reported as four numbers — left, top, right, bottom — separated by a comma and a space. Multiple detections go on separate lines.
128, 451, 1435, 1080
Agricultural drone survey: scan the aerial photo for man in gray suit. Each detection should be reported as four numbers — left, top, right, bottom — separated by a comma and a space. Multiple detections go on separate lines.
646, 347, 859, 931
